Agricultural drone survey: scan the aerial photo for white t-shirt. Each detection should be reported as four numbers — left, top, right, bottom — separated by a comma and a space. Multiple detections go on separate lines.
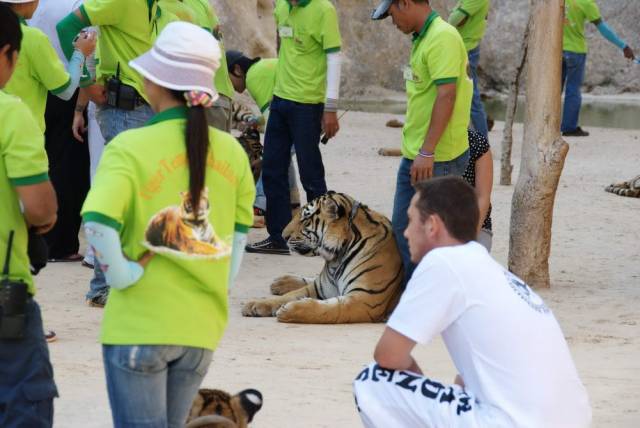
388, 242, 592, 428
29, 0, 84, 66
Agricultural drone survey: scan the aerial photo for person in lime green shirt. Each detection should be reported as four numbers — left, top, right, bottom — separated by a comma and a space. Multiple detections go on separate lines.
448, 0, 490, 138
246, 0, 343, 255
561, 0, 635, 136
80, 22, 254, 426
180, 0, 235, 132
3, 0, 95, 131
0, 5, 59, 424
372, 0, 472, 281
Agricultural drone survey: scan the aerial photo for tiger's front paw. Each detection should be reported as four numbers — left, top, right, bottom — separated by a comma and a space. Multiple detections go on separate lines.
276, 298, 318, 323
242, 300, 279, 317
270, 275, 307, 295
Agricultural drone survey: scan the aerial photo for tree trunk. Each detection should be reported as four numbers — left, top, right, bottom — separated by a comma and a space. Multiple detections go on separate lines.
500, 24, 530, 186
508, 0, 569, 289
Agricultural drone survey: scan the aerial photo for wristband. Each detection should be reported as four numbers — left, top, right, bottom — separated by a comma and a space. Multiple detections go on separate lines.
418, 149, 434, 158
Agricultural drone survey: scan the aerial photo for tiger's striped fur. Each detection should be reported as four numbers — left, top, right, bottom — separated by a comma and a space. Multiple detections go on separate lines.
242, 192, 404, 323
605, 175, 640, 198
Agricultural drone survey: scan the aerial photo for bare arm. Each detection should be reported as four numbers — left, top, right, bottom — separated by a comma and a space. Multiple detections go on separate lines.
411, 83, 457, 185
374, 327, 422, 374
15, 182, 57, 234
474, 150, 493, 231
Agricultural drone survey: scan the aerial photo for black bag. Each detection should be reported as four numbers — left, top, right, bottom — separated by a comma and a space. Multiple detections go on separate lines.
28, 228, 48, 275
0, 231, 28, 340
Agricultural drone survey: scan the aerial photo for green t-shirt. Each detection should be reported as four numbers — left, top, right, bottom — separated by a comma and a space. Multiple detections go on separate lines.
563, 0, 601, 53
0, 92, 49, 296
452, 0, 490, 51
4, 22, 70, 132
402, 13, 472, 161
181, 0, 234, 100
80, 0, 167, 102
246, 58, 278, 113
81, 106, 255, 350
273, 0, 341, 104
158, 0, 196, 23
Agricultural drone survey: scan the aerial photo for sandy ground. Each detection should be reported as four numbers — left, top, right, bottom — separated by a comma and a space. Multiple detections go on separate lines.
37, 111, 639, 427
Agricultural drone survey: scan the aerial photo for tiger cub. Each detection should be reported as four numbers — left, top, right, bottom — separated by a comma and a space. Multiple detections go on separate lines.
186, 388, 263, 428
605, 175, 640, 198
144, 189, 230, 258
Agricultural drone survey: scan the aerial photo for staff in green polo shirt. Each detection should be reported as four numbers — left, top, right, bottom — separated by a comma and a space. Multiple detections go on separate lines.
561, 0, 635, 137
0, 5, 59, 424
246, 0, 343, 255
448, 0, 490, 138
372, 0, 472, 281
2, 0, 95, 131
182, 0, 236, 132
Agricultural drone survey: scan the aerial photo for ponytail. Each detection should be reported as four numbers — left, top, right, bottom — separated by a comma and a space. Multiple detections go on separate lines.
171, 90, 211, 211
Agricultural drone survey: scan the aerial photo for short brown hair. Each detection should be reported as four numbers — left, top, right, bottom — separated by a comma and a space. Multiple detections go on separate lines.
414, 176, 479, 243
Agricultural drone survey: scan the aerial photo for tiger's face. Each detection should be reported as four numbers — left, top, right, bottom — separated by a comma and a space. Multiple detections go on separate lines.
187, 388, 263, 428
180, 188, 210, 222
283, 192, 354, 261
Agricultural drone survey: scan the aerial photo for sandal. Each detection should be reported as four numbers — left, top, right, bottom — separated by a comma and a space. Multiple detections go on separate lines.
48, 253, 84, 263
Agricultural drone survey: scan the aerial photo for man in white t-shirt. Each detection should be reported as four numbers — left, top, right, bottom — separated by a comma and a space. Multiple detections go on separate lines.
353, 176, 591, 428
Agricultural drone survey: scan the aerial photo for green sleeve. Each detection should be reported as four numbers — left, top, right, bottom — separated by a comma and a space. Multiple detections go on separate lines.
56, 11, 89, 60
578, 0, 601, 22
448, 9, 468, 26
426, 30, 464, 83
81, 140, 132, 226
30, 30, 71, 94
2, 100, 49, 186
82, 0, 126, 26
458, 0, 488, 16
234, 143, 257, 229
320, 5, 341, 52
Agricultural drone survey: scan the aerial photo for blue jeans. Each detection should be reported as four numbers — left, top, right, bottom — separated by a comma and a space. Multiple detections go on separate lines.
561, 51, 587, 132
263, 96, 326, 244
103, 345, 212, 428
468, 47, 489, 138
87, 103, 154, 300
391, 151, 470, 282
0, 299, 57, 428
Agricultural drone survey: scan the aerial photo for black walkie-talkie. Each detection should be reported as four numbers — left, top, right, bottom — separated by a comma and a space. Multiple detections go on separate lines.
0, 231, 29, 340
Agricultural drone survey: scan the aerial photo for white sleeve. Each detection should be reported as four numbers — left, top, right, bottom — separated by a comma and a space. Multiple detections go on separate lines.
228, 231, 247, 289
325, 51, 342, 112
387, 254, 466, 344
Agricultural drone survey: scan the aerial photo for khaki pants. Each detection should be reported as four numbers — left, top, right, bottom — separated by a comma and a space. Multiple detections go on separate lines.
205, 94, 232, 132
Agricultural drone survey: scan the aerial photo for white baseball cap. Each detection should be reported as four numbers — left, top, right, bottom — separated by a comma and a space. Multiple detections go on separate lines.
130, 21, 220, 100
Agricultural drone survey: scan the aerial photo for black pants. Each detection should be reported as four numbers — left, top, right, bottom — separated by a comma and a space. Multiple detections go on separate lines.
43, 92, 90, 259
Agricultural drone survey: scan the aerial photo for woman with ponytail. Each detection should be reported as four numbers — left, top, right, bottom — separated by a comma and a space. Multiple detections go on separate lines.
80, 22, 255, 427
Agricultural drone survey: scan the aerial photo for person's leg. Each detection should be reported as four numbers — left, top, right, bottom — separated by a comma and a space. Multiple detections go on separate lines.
468, 47, 489, 138
391, 158, 416, 282
291, 103, 326, 202
165, 347, 213, 428
102, 345, 172, 428
561, 52, 587, 133
353, 362, 507, 428
262, 97, 295, 246
254, 174, 267, 212
0, 299, 57, 428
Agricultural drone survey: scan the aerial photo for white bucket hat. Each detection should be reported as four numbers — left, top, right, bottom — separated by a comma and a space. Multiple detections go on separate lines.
130, 21, 220, 101
1, 1, 37, 3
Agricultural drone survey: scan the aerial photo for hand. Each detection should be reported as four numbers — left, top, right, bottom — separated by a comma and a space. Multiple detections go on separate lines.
32, 217, 57, 235
410, 155, 434, 185
322, 111, 340, 140
86, 84, 107, 105
74, 31, 96, 57
623, 45, 635, 60
72, 111, 86, 142
137, 251, 155, 268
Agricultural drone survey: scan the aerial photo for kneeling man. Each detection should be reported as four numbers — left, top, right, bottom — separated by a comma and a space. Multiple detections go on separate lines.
353, 177, 591, 427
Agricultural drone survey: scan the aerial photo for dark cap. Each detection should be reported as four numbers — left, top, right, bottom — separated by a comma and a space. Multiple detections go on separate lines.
226, 50, 261, 74
372, 0, 393, 20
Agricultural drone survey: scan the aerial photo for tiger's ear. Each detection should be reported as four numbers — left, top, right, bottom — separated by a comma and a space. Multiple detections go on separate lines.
321, 197, 345, 220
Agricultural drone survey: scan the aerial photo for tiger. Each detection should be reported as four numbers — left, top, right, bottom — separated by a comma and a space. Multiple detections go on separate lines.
144, 189, 230, 257
605, 175, 640, 198
242, 192, 404, 323
186, 388, 263, 428
236, 128, 263, 183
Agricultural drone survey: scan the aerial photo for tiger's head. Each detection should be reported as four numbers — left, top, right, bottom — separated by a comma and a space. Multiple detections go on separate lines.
180, 188, 210, 223
186, 388, 263, 428
283, 192, 360, 261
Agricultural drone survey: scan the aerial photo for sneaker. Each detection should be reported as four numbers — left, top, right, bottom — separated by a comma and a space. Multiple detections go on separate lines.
245, 238, 290, 255
45, 330, 57, 343
562, 127, 589, 137
86, 291, 108, 308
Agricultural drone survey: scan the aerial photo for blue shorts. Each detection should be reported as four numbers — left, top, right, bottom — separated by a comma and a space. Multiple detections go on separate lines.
0, 299, 58, 428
